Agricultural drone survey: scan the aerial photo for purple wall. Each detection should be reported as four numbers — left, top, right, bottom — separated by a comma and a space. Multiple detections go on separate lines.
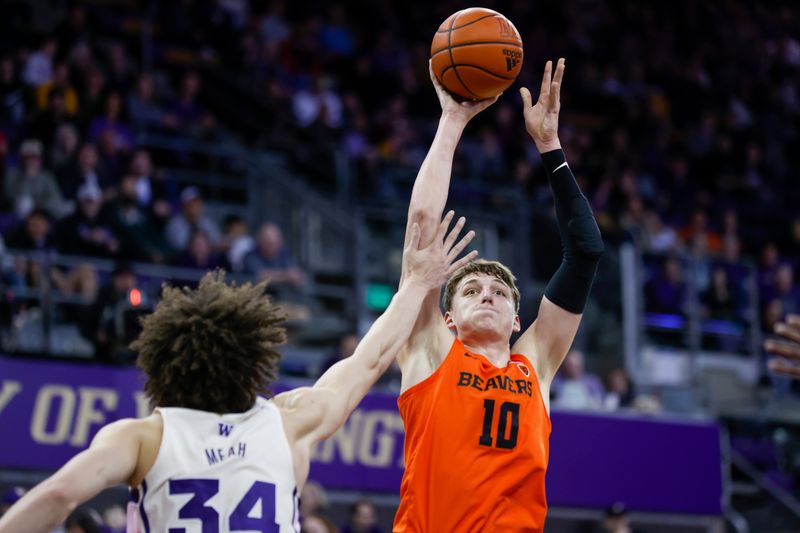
0, 355, 722, 514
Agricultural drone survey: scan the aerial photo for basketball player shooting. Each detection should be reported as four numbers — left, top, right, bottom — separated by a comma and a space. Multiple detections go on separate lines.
0, 213, 477, 533
392, 58, 604, 532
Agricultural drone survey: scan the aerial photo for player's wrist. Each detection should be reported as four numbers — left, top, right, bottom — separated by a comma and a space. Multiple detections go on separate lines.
440, 110, 470, 128
534, 139, 562, 154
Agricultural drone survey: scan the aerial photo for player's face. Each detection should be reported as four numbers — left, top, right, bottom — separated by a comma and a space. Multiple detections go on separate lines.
445, 273, 520, 341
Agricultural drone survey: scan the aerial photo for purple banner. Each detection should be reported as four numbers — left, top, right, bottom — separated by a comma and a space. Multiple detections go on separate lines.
0, 355, 722, 515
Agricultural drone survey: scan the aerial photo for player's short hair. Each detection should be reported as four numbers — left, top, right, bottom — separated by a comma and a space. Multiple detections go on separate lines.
132, 271, 286, 412
443, 259, 520, 313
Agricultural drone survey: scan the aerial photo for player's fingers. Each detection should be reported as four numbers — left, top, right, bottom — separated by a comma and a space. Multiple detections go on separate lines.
764, 339, 800, 360
436, 210, 456, 242
447, 229, 475, 260
548, 81, 560, 112
448, 250, 479, 275
768, 358, 800, 379
553, 58, 565, 86
775, 321, 800, 343
520, 87, 532, 108
787, 314, 800, 327
443, 216, 467, 250
538, 60, 552, 103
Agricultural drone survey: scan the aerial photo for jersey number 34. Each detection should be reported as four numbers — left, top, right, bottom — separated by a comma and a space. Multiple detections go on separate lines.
168, 479, 280, 533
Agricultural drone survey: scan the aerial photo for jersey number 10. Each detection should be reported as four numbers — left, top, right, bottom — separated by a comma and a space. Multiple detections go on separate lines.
478, 399, 520, 449
168, 479, 280, 533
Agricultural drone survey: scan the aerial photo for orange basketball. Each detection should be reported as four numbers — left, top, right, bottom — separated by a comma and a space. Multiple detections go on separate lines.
431, 8, 524, 101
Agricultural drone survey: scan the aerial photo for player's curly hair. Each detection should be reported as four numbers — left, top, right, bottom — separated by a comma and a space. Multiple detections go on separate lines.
443, 259, 520, 313
132, 271, 286, 413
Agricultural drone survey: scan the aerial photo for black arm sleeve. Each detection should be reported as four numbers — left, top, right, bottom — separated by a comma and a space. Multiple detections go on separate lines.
541, 149, 604, 314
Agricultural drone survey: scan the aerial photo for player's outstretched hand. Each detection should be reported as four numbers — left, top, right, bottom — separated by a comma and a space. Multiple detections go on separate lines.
765, 314, 800, 379
429, 61, 499, 124
520, 58, 564, 153
403, 210, 477, 290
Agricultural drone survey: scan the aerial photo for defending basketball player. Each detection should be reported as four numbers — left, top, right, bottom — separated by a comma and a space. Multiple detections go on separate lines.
392, 58, 603, 532
0, 213, 477, 533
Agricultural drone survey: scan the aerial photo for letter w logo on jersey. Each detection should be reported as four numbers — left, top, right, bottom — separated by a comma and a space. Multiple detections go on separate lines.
218, 423, 234, 436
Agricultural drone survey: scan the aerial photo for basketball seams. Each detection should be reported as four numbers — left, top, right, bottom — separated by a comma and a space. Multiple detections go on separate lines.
442, 64, 517, 81
446, 10, 479, 99
430, 41, 524, 57
436, 13, 499, 33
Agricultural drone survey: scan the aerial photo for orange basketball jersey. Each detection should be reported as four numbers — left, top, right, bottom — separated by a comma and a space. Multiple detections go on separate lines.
393, 338, 551, 533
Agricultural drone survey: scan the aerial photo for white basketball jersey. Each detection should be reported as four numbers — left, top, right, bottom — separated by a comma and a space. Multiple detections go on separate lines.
129, 397, 300, 533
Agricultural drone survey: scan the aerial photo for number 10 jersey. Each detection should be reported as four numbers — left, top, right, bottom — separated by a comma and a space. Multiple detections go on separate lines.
129, 397, 300, 533
394, 338, 551, 533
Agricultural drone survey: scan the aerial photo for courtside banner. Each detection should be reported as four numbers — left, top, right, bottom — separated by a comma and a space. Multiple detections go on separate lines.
0, 355, 722, 514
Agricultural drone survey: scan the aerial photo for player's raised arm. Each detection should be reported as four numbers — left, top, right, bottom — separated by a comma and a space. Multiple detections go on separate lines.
512, 59, 604, 385
278, 212, 477, 446
397, 64, 498, 380
0, 419, 142, 533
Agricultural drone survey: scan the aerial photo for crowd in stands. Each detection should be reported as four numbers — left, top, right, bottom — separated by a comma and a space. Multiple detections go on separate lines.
215, 0, 800, 334
0, 1, 798, 361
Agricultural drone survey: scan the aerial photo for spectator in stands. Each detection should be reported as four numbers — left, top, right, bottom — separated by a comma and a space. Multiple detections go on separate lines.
244, 222, 304, 287
220, 213, 255, 272
680, 209, 722, 255
58, 143, 111, 201
701, 267, 742, 321
169, 71, 216, 137
88, 92, 135, 152
127, 72, 176, 132
81, 262, 139, 360
22, 37, 57, 87
0, 55, 26, 126
4, 139, 72, 219
173, 229, 227, 270
303, 514, 339, 533
56, 183, 118, 257
106, 42, 136, 92
50, 123, 80, 178
645, 257, 686, 315
27, 88, 76, 147
293, 75, 344, 129
166, 186, 221, 252
128, 148, 171, 224
604, 368, 635, 410
36, 61, 79, 115
342, 500, 384, 533
551, 349, 605, 410
771, 264, 800, 316
642, 211, 680, 253
300, 481, 330, 518
5, 208, 55, 252
758, 242, 781, 302
77, 68, 106, 130
107, 174, 170, 263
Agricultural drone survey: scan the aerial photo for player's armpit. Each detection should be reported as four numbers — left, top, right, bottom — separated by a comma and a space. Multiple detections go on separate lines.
513, 295, 582, 386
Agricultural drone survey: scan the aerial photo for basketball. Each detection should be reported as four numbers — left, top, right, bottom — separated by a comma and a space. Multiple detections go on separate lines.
431, 8, 524, 101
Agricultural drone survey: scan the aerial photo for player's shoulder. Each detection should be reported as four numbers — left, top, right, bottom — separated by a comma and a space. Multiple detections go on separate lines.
95, 413, 162, 443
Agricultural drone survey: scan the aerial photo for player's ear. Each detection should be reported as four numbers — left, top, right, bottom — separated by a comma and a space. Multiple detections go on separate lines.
444, 310, 457, 331
512, 314, 521, 333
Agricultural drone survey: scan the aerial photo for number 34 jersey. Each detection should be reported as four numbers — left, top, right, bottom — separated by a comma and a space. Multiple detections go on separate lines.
394, 338, 551, 533
129, 397, 300, 533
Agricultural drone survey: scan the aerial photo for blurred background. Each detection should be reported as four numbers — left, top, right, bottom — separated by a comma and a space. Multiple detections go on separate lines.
0, 0, 799, 532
